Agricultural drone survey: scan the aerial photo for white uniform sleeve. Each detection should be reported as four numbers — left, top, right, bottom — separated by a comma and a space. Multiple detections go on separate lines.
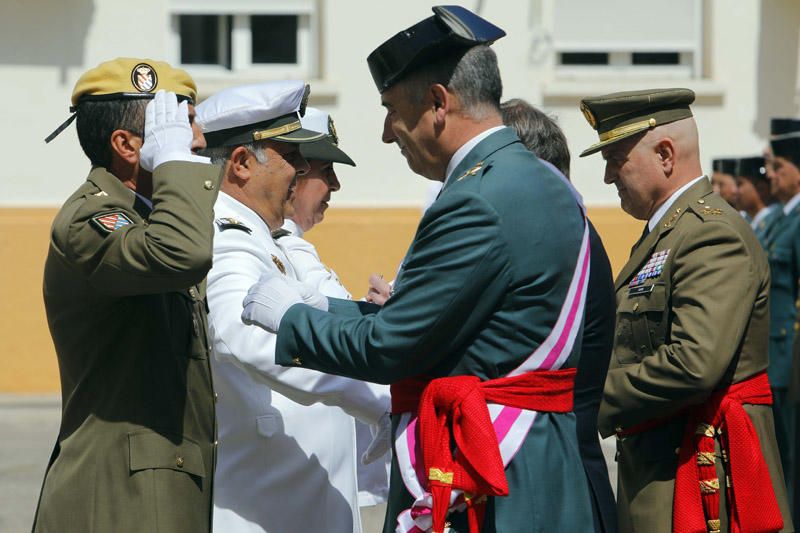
207, 228, 388, 424
278, 236, 352, 300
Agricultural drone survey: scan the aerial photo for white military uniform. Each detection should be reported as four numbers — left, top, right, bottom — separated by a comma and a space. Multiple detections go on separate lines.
277, 218, 392, 507
208, 192, 390, 532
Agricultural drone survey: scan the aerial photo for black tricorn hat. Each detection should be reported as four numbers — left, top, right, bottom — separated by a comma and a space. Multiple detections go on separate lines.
734, 156, 767, 181
712, 158, 737, 175
367, 5, 506, 93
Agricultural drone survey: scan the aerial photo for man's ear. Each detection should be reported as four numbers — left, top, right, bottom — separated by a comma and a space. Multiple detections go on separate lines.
656, 137, 676, 176
109, 129, 141, 165
230, 146, 253, 182
430, 84, 450, 127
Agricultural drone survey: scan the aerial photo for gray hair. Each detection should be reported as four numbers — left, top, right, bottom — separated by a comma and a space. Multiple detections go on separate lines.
401, 45, 502, 120
500, 98, 571, 178
201, 141, 268, 165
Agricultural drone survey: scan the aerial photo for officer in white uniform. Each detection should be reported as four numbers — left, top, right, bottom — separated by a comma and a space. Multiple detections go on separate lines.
197, 81, 391, 533
275, 108, 392, 528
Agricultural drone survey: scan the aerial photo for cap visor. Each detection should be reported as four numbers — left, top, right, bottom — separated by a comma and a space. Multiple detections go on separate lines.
273, 127, 327, 144
300, 139, 356, 166
579, 128, 649, 157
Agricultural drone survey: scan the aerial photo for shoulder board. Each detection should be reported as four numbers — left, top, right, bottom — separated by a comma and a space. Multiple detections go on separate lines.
689, 198, 727, 221
90, 211, 133, 234
271, 228, 291, 239
216, 217, 252, 234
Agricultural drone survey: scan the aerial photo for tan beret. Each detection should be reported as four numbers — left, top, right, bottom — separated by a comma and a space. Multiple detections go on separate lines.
71, 57, 197, 108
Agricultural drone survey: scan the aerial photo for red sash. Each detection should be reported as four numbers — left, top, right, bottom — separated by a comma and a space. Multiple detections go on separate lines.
391, 368, 576, 533
620, 371, 782, 533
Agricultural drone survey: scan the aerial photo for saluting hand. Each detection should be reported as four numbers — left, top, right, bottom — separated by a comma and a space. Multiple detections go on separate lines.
139, 90, 196, 172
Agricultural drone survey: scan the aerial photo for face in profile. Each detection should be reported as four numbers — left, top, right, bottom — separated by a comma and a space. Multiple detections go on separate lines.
380, 82, 440, 180
769, 156, 800, 203
601, 133, 665, 221
248, 140, 309, 229
291, 159, 341, 232
711, 172, 739, 209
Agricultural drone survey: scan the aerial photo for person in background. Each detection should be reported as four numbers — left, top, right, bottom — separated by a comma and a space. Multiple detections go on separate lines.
733, 155, 778, 247
275, 106, 392, 530
711, 157, 740, 211
499, 97, 617, 533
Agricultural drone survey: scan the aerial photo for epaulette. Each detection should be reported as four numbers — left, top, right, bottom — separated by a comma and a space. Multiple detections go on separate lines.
216, 217, 252, 234
271, 228, 291, 239
689, 198, 726, 221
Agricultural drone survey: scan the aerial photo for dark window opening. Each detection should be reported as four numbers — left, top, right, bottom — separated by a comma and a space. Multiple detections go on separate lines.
179, 15, 231, 68
632, 52, 680, 65
251, 15, 298, 64
560, 52, 609, 65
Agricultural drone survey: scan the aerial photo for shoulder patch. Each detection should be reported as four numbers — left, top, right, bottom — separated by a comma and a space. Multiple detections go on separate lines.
216, 217, 252, 234
90, 211, 133, 234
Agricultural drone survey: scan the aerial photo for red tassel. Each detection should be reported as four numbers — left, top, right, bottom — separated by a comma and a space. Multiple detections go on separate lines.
430, 482, 452, 533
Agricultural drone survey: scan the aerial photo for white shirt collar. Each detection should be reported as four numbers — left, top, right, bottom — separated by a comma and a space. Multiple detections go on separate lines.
443, 126, 505, 186
282, 218, 303, 238
783, 192, 800, 215
751, 205, 774, 229
648, 175, 707, 232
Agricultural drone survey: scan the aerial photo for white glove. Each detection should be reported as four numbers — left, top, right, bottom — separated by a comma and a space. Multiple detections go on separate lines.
139, 90, 198, 172
362, 412, 392, 465
242, 272, 304, 333
283, 277, 329, 311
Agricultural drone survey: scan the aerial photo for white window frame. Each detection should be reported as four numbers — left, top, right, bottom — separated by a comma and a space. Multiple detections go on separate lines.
544, 0, 703, 80
167, 0, 318, 80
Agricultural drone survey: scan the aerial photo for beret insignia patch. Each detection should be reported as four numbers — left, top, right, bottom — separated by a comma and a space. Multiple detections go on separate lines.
131, 63, 157, 93
271, 254, 287, 275
91, 211, 133, 234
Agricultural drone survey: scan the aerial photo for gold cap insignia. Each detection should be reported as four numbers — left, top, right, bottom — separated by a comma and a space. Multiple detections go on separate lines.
271, 254, 287, 275
580, 102, 597, 129
328, 115, 339, 145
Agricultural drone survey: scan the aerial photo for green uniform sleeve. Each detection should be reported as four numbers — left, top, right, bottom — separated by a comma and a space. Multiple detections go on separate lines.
599, 220, 758, 436
63, 161, 222, 296
275, 190, 511, 384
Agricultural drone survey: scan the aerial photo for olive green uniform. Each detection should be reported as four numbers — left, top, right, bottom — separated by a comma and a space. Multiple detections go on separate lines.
33, 162, 222, 533
599, 179, 793, 532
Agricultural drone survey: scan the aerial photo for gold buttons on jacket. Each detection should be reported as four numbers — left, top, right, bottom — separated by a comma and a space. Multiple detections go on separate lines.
188, 287, 198, 300
697, 199, 705, 205
292, 356, 302, 366
176, 456, 184, 468
204, 180, 214, 190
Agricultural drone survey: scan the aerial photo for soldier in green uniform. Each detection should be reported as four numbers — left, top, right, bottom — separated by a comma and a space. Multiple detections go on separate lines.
733, 156, 778, 247
33, 58, 222, 533
581, 88, 792, 532
242, 6, 595, 533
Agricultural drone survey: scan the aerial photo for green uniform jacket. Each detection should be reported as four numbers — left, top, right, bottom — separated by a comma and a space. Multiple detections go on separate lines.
33, 162, 222, 533
754, 204, 781, 250
275, 128, 594, 532
599, 178, 793, 532
766, 204, 800, 388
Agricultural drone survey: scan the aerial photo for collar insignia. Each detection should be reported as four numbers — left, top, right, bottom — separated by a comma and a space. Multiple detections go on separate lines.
456, 161, 484, 181
272, 254, 287, 275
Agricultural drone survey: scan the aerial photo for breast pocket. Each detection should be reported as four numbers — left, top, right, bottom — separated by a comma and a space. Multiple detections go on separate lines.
615, 282, 667, 365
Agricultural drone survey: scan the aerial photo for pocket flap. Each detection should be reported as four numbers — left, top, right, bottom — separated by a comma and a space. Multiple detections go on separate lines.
128, 430, 205, 478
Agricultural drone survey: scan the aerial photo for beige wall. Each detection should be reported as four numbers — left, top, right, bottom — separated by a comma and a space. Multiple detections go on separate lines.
0, 206, 640, 393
